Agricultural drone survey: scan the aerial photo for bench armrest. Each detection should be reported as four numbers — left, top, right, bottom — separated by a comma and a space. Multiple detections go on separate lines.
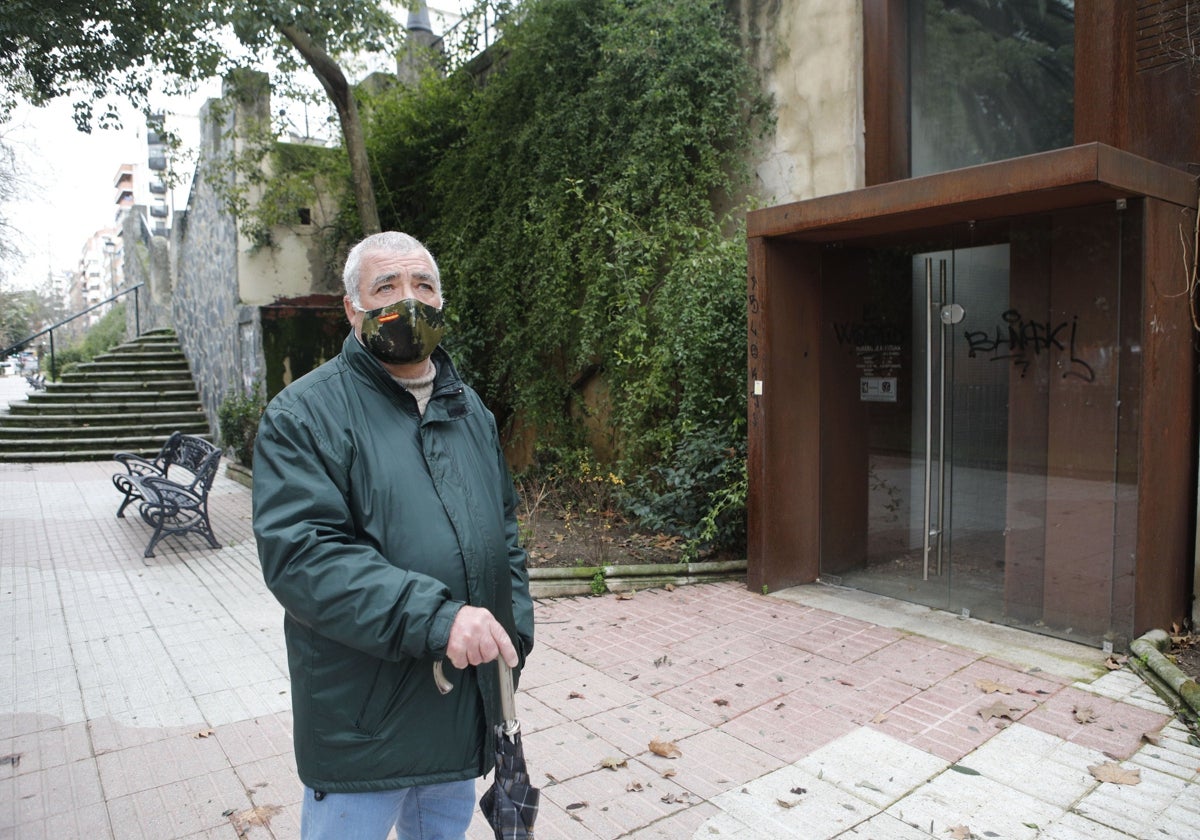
114, 452, 167, 478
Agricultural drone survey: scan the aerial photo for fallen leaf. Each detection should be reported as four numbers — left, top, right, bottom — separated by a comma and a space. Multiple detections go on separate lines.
946, 825, 973, 839
948, 764, 981, 775
661, 791, 691, 804
626, 781, 644, 792
1104, 655, 1127, 670
616, 592, 635, 601
228, 805, 282, 834
1089, 762, 1140, 785
776, 796, 801, 809
0, 753, 21, 769
566, 801, 588, 810
568, 691, 585, 700
649, 737, 682, 759
653, 655, 669, 667
974, 678, 1013, 694
599, 757, 627, 770
871, 712, 888, 724
664, 583, 676, 592
978, 700, 1022, 722
713, 698, 730, 707
1073, 706, 1097, 724
661, 769, 677, 778
773, 702, 785, 711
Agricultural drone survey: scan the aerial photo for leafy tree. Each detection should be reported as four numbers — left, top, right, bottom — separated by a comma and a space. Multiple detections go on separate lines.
0, 0, 412, 235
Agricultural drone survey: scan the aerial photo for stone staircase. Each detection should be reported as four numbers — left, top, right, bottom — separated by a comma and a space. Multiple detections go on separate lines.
0, 329, 211, 462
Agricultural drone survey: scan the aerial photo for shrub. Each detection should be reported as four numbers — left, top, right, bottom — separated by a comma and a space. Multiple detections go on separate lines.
218, 385, 266, 466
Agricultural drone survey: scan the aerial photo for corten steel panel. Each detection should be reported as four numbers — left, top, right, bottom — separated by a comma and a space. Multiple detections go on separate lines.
1077, 1, 1200, 174
1004, 221, 1053, 623
1134, 196, 1197, 635
1041, 207, 1122, 636
863, 0, 910, 186
1074, 0, 1128, 150
747, 238, 821, 594
748, 144, 1197, 244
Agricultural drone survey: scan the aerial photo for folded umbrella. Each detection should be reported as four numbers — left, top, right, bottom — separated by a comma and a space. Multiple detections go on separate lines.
434, 658, 540, 839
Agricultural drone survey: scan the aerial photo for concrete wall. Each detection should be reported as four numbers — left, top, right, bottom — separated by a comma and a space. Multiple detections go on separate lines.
736, 0, 864, 204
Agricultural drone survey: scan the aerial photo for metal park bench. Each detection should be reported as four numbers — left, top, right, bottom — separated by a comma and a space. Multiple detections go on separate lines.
112, 433, 223, 558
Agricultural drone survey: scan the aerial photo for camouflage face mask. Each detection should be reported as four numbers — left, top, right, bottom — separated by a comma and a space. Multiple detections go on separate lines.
356, 298, 445, 365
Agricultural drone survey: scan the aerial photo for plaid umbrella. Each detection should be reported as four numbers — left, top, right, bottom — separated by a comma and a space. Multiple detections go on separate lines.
433, 659, 540, 839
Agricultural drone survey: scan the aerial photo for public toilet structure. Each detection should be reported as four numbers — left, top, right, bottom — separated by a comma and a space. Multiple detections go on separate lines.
745, 2, 1199, 648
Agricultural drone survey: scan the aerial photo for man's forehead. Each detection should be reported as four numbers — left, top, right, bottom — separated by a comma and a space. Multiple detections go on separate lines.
360, 250, 437, 285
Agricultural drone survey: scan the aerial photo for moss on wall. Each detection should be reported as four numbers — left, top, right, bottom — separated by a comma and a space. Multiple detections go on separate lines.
260, 295, 347, 399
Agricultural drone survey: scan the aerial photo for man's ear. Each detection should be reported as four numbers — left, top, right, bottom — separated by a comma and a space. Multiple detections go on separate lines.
343, 295, 357, 323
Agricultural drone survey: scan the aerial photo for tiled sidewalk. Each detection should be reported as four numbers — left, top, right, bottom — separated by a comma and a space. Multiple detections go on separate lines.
2, 459, 1199, 839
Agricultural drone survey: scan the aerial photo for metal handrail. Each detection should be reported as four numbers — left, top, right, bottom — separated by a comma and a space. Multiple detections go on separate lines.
1, 283, 145, 381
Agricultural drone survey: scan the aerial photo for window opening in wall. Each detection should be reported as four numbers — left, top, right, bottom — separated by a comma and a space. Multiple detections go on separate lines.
909, 0, 1075, 177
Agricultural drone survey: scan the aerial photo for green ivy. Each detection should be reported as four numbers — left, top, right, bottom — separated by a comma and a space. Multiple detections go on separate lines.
372, 0, 770, 551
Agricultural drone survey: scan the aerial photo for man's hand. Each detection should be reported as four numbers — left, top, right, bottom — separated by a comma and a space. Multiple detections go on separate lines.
446, 605, 519, 670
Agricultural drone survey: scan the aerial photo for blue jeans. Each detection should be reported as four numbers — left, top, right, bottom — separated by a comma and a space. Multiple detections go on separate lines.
300, 780, 476, 840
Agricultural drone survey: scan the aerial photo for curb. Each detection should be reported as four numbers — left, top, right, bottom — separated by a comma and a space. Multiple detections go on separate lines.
1129, 629, 1200, 726
527, 559, 746, 598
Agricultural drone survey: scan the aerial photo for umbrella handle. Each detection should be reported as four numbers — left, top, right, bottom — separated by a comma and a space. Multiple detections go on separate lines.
432, 659, 520, 736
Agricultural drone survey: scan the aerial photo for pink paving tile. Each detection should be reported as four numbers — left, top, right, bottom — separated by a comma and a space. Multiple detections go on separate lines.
660, 727, 786, 801
1020, 685, 1170, 759
719, 702, 853, 764
577, 696, 708, 759
781, 615, 905, 664
863, 658, 1061, 763
664, 624, 773, 669
538, 760, 699, 840
599, 651, 718, 697
784, 665, 919, 724
655, 642, 836, 726
518, 646, 596, 691
856, 636, 980, 689
211, 713, 293, 769
524, 721, 626, 785
527, 670, 649, 723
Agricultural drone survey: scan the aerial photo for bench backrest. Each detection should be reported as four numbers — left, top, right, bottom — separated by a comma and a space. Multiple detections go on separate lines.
171, 435, 222, 479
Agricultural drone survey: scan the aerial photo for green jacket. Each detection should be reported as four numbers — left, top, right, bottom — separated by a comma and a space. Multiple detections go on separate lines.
252, 333, 534, 793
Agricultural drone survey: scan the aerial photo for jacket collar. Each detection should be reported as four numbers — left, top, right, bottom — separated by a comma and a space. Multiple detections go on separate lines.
341, 331, 467, 415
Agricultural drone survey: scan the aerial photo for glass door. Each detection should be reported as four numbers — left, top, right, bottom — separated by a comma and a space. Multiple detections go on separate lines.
818, 205, 1139, 647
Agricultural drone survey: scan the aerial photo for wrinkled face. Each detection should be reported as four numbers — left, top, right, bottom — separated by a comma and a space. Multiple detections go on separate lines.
343, 249, 442, 332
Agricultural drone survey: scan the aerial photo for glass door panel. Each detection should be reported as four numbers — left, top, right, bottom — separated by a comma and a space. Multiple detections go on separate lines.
818, 204, 1137, 646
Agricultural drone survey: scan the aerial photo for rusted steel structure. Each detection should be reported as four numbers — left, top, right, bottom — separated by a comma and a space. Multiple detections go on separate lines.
747, 1, 1200, 647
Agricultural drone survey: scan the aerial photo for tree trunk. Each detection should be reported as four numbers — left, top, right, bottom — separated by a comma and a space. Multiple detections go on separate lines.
277, 23, 381, 235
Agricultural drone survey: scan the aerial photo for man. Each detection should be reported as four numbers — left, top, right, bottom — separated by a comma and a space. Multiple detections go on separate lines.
252, 231, 535, 839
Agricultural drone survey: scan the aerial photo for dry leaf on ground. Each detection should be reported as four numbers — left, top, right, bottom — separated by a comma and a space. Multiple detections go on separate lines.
194, 729, 215, 739
978, 700, 1023, 722
626, 781, 644, 792
946, 825, 973, 839
649, 737, 682, 758
1089, 762, 1141, 785
228, 805, 282, 835
599, 757, 627, 770
974, 678, 1013, 694
1073, 706, 1097, 724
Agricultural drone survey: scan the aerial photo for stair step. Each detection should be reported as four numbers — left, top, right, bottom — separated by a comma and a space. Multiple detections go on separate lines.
0, 432, 214, 451
0, 329, 211, 460
7, 401, 202, 415
0, 412, 206, 426
0, 420, 208, 437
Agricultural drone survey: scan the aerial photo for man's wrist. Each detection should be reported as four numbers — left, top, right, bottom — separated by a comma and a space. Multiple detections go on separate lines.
429, 600, 465, 657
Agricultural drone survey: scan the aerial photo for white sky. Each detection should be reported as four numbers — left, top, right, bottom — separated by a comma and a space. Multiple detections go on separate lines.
0, 2, 474, 293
